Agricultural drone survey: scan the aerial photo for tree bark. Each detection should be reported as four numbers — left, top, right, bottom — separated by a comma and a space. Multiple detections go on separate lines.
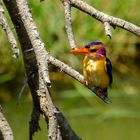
0, 106, 14, 140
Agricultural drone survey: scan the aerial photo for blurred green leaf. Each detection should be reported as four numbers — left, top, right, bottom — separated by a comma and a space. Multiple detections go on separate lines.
95, 108, 140, 123
0, 73, 15, 84
66, 107, 98, 117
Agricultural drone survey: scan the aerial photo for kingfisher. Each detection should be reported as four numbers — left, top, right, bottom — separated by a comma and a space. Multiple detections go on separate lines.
71, 42, 113, 103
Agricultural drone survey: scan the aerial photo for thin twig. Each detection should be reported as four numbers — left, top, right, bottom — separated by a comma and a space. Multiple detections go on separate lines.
68, 0, 140, 36
104, 22, 112, 38
62, 0, 77, 49
0, 1, 19, 58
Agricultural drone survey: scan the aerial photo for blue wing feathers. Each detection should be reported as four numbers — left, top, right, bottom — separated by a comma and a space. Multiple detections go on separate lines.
106, 58, 113, 85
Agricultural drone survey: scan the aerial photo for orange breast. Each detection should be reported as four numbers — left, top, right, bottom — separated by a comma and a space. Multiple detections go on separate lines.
83, 55, 110, 89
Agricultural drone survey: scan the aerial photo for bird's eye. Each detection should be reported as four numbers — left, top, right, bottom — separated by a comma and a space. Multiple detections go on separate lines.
90, 49, 97, 52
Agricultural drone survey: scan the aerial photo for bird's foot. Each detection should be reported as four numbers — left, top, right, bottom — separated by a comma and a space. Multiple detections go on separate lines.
93, 88, 112, 104
82, 79, 88, 86
95, 88, 104, 97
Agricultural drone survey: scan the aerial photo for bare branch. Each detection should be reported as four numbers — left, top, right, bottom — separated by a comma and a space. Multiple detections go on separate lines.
38, 77, 61, 140
0, 106, 14, 140
69, 0, 140, 36
38, 74, 81, 140
62, 0, 77, 49
17, 0, 51, 85
0, 1, 19, 58
48, 54, 83, 81
48, 55, 112, 103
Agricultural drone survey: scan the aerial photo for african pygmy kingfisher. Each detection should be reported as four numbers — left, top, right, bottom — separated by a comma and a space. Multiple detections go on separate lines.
71, 42, 113, 103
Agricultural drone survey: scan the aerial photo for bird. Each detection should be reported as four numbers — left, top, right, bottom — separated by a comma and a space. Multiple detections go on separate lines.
71, 42, 113, 103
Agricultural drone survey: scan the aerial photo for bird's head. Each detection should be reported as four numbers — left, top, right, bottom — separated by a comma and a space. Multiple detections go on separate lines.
71, 42, 106, 56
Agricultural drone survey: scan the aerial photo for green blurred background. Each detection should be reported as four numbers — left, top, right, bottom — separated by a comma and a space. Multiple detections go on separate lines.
1, 0, 140, 139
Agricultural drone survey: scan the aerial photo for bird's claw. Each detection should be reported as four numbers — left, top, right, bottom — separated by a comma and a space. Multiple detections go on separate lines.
82, 79, 88, 86
93, 87, 112, 104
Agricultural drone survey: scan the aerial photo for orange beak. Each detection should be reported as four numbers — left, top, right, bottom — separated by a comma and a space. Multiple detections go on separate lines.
70, 48, 89, 54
